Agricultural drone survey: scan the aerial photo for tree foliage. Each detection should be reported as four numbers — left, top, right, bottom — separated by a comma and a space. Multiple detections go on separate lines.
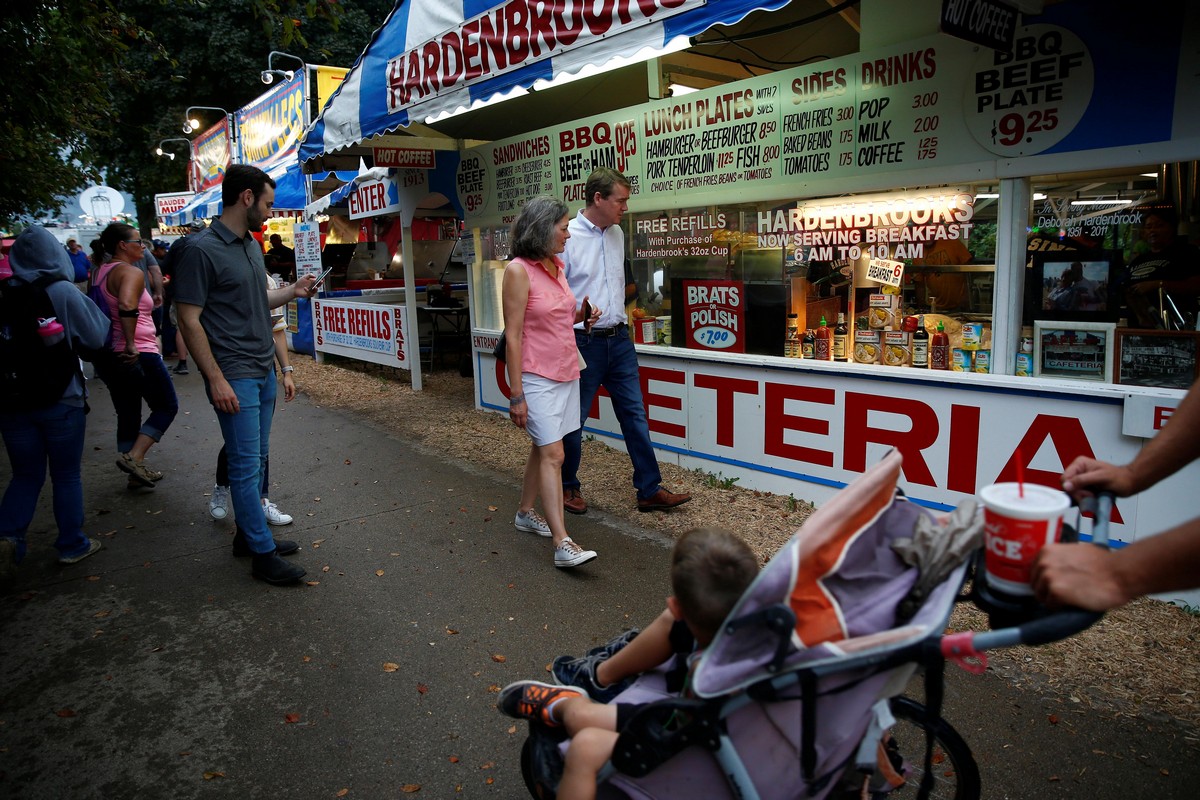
1, 0, 392, 228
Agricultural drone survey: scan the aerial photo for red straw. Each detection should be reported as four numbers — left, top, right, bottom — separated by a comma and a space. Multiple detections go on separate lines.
1016, 448, 1025, 497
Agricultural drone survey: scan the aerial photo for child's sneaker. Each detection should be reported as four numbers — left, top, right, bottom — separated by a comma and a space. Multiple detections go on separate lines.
514, 509, 551, 537
209, 485, 230, 520
586, 628, 640, 659
554, 537, 596, 568
498, 681, 581, 727
552, 652, 631, 703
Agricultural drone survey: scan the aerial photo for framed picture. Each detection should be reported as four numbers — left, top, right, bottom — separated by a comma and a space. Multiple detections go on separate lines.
1026, 251, 1121, 322
1033, 321, 1116, 382
1113, 328, 1200, 389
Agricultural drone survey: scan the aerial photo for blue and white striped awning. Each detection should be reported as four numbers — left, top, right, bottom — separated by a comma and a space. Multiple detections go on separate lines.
299, 0, 791, 163
164, 184, 223, 226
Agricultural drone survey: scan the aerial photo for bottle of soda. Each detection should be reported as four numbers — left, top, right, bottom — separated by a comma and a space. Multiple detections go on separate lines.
815, 316, 832, 361
833, 312, 849, 361
912, 314, 929, 368
801, 328, 815, 359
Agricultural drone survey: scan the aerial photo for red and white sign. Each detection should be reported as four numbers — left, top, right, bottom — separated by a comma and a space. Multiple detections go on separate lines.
348, 175, 399, 220
154, 191, 194, 219
682, 280, 745, 353
312, 299, 410, 369
373, 147, 436, 169
865, 257, 904, 287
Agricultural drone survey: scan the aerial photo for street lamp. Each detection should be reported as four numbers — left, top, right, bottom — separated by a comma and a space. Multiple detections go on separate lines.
155, 137, 191, 160
260, 50, 306, 85
183, 106, 232, 134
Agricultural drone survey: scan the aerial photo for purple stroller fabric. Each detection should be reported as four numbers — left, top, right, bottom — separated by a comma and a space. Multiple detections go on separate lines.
597, 450, 970, 800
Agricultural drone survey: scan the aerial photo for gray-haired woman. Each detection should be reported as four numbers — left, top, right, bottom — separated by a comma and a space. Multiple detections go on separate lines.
502, 196, 601, 568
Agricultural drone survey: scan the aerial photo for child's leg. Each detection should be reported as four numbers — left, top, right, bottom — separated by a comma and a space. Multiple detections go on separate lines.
596, 607, 676, 687
559, 727, 620, 800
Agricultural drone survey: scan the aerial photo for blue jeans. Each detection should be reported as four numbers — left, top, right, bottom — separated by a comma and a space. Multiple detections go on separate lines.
210, 375, 276, 554
0, 403, 92, 561
562, 326, 662, 500
99, 352, 179, 452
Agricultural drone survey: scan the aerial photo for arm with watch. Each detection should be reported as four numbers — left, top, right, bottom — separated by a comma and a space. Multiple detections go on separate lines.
274, 327, 296, 402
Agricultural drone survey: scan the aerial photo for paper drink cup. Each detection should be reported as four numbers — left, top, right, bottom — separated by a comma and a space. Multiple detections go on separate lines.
979, 483, 1070, 596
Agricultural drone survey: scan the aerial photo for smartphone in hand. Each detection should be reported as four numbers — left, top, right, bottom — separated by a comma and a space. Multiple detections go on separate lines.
582, 298, 593, 332
312, 266, 334, 290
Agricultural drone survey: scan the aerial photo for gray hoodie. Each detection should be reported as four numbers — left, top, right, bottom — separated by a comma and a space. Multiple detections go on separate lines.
6, 226, 110, 406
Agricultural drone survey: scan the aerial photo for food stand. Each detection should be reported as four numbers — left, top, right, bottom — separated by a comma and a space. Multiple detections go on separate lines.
299, 0, 1200, 565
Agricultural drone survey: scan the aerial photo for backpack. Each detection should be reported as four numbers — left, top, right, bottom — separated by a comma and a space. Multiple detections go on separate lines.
0, 278, 79, 412
85, 264, 116, 353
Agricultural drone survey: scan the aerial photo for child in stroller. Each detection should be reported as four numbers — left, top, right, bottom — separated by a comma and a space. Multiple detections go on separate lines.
499, 527, 759, 800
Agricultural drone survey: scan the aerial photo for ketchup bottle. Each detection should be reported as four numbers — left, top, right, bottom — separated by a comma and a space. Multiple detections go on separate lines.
930, 321, 950, 370
815, 316, 832, 361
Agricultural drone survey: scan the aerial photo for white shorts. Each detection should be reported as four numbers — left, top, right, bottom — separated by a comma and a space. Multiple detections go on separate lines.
522, 372, 580, 446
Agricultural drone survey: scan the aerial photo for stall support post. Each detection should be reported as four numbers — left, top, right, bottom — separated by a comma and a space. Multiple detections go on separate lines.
992, 176, 1031, 375
402, 224, 423, 391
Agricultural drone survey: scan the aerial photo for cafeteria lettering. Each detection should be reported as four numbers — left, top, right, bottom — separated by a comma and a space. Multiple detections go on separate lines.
386, 0, 688, 110
320, 305, 393, 340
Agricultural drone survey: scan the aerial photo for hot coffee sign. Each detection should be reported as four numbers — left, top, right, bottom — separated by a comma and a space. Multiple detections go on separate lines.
682, 279, 745, 353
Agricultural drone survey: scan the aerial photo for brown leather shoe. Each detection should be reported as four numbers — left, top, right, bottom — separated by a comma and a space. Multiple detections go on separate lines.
564, 488, 588, 515
637, 488, 692, 513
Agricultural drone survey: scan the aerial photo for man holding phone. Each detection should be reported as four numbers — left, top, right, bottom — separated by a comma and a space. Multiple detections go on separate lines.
560, 168, 691, 515
174, 164, 320, 586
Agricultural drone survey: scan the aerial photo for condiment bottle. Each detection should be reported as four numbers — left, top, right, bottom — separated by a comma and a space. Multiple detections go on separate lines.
786, 313, 799, 358
912, 314, 929, 368
801, 328, 815, 359
930, 321, 950, 369
815, 316, 832, 361
833, 312, 849, 361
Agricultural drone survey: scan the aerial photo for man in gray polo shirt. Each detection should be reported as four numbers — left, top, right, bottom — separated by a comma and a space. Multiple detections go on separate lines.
174, 164, 318, 585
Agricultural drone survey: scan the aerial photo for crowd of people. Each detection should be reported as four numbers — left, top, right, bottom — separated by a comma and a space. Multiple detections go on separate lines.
0, 165, 317, 588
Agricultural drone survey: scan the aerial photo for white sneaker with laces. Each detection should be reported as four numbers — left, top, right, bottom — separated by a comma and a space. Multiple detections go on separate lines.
514, 509, 552, 537
209, 484, 230, 520
263, 499, 294, 526
554, 537, 597, 569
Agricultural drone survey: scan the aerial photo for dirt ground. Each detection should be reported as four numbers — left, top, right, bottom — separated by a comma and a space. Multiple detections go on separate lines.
292, 354, 1200, 733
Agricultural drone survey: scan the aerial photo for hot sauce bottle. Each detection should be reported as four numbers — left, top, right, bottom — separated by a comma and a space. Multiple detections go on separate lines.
815, 316, 832, 361
930, 320, 950, 370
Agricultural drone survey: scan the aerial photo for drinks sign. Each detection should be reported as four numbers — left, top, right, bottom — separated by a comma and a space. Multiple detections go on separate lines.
682, 279, 745, 353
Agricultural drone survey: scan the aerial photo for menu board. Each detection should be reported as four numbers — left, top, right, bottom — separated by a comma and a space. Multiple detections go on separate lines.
456, 14, 1189, 228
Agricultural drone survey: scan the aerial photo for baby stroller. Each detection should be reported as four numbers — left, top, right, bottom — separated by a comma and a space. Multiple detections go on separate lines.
517, 450, 1105, 800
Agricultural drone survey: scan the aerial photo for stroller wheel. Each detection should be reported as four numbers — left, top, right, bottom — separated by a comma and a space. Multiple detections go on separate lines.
888, 697, 980, 800
520, 727, 566, 800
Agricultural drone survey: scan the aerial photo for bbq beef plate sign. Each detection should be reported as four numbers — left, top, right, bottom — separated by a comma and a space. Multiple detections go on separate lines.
386, 0, 693, 112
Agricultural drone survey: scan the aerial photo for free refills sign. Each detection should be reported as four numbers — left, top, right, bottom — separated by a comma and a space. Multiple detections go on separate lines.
682, 279, 745, 353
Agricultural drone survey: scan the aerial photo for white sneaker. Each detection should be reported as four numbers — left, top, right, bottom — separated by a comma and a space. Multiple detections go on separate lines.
209, 484, 230, 520
263, 499, 293, 526
554, 537, 597, 569
514, 509, 552, 537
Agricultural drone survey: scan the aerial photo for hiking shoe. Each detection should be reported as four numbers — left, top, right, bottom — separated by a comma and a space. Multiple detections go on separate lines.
552, 652, 631, 703
251, 551, 306, 585
209, 485, 230, 520
116, 452, 156, 488
554, 537, 596, 569
637, 487, 692, 513
172, 362, 189, 375
498, 681, 581, 727
59, 538, 102, 565
586, 628, 640, 659
232, 528, 299, 557
514, 509, 551, 537
263, 499, 293, 526
563, 488, 587, 515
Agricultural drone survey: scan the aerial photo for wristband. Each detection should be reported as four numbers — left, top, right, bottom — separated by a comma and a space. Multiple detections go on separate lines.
281, 365, 294, 374
118, 308, 140, 318
509, 393, 525, 406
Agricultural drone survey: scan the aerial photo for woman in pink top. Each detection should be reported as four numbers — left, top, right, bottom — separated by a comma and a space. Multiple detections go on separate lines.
503, 197, 601, 569
94, 223, 179, 488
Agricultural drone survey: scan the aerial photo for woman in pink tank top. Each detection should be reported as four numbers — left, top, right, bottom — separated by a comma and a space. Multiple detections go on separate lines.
502, 197, 601, 569
94, 223, 178, 488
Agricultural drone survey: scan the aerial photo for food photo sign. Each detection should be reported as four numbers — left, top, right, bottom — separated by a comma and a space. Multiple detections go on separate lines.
682, 280, 746, 353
